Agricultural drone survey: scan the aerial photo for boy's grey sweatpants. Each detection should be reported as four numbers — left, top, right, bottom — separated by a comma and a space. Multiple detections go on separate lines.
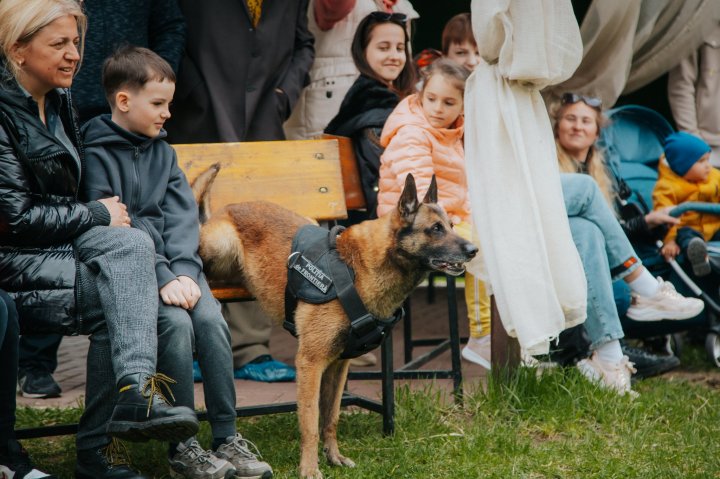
73, 226, 159, 451
157, 274, 237, 440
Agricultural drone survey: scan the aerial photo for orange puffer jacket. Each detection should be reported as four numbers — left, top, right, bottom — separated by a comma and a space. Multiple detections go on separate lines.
376, 94, 469, 224
652, 158, 720, 242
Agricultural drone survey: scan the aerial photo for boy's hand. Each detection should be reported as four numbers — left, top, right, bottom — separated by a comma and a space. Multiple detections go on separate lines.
98, 196, 131, 227
645, 207, 680, 228
177, 275, 201, 309
160, 279, 192, 310
661, 240, 680, 261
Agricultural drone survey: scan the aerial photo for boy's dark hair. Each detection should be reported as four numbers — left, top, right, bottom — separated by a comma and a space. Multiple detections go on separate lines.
102, 45, 175, 106
351, 13, 416, 99
441, 13, 476, 55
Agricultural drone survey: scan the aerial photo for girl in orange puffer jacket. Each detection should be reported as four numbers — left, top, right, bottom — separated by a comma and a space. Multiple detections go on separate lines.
377, 59, 492, 369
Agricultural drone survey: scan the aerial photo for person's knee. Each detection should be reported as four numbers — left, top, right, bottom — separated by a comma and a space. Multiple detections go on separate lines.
116, 228, 155, 259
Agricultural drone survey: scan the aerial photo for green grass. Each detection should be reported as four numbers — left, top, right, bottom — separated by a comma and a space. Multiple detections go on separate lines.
16, 354, 720, 479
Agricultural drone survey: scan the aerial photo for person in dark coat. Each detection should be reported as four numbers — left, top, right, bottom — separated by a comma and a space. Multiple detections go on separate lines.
167, 0, 314, 142
325, 11, 416, 220
18, 0, 187, 403
166, 0, 315, 382
0, 2, 198, 477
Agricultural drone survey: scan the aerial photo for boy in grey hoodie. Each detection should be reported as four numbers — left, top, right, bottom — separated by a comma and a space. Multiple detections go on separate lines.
81, 45, 273, 479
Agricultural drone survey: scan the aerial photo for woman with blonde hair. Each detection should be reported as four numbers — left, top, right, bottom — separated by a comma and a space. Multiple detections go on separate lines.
0, 1, 198, 477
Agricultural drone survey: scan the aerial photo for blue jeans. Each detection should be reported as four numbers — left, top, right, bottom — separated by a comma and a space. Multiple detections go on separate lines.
561, 174, 640, 349
157, 274, 237, 441
0, 289, 19, 442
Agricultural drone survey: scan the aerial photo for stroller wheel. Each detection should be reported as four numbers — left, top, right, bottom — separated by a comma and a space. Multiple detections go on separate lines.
705, 332, 720, 368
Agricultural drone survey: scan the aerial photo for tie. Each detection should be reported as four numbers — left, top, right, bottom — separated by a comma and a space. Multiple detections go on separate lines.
247, 0, 264, 27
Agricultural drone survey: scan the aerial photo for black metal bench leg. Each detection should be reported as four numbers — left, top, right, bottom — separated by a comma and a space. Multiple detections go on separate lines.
402, 297, 413, 364
380, 328, 395, 435
446, 275, 463, 403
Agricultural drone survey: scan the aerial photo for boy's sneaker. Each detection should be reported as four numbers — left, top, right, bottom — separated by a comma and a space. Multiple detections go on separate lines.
75, 439, 146, 478
17, 368, 61, 399
461, 336, 491, 369
687, 237, 711, 277
0, 439, 57, 478
169, 439, 236, 479
626, 278, 704, 321
214, 434, 273, 479
576, 352, 638, 397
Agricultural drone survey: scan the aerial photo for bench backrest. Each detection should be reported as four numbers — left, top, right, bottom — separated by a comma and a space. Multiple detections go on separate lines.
174, 139, 348, 222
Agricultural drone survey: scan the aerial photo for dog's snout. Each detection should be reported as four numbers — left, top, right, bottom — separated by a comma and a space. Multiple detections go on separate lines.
463, 242, 479, 258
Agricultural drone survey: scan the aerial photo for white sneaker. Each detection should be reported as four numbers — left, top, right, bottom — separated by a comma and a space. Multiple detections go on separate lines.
626, 278, 704, 321
577, 352, 638, 397
214, 434, 273, 479
461, 336, 491, 369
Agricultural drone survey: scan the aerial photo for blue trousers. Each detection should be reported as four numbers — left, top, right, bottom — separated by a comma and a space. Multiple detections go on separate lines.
561, 174, 640, 349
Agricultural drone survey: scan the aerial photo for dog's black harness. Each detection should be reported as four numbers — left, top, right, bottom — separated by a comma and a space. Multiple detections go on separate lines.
284, 224, 403, 359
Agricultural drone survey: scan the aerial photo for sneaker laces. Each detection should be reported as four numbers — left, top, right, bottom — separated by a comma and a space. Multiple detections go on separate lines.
103, 438, 132, 467
657, 279, 683, 299
226, 434, 263, 460
140, 373, 177, 417
180, 440, 213, 466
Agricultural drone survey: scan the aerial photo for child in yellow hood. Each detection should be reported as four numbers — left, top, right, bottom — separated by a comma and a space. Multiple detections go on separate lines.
654, 131, 720, 276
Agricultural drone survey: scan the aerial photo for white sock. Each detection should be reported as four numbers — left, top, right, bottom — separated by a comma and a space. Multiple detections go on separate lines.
626, 269, 660, 297
595, 339, 623, 364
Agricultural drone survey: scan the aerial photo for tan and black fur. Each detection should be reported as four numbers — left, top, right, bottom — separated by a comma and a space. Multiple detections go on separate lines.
193, 168, 477, 479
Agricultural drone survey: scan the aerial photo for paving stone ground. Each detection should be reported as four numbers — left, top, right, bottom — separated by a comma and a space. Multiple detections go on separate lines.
17, 285, 489, 411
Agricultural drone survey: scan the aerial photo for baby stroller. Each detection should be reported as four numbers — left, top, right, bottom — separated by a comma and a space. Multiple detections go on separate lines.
599, 105, 720, 366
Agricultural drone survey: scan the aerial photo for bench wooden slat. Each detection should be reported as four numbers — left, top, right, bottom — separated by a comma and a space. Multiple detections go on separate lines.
175, 140, 347, 221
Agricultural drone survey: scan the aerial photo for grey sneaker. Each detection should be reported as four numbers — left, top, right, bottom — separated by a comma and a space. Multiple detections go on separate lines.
169, 439, 236, 479
215, 434, 273, 479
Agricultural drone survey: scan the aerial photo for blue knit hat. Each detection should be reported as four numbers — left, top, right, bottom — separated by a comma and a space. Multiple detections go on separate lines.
664, 132, 711, 177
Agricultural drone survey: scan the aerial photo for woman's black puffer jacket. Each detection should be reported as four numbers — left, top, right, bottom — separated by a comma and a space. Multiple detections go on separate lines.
0, 80, 109, 334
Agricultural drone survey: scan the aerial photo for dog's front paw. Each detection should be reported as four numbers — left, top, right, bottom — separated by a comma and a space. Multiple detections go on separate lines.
299, 465, 324, 479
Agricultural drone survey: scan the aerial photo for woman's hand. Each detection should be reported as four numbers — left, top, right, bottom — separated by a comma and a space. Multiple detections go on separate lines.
97, 196, 131, 227
661, 240, 681, 261
645, 206, 680, 228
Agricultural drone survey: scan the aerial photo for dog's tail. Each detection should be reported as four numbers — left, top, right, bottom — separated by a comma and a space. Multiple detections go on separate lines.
191, 163, 221, 223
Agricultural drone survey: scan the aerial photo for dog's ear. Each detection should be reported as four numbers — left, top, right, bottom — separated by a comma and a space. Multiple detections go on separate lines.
422, 175, 438, 204
398, 173, 419, 219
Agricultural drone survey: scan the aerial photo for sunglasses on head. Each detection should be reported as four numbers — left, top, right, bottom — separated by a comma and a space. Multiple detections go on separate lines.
369, 11, 408, 24
561, 93, 602, 109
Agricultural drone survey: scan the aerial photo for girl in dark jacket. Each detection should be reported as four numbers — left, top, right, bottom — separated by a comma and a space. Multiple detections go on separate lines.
0, 1, 197, 477
325, 11, 416, 220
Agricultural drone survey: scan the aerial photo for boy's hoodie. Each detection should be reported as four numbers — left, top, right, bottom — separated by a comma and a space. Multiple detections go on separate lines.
653, 157, 720, 242
376, 94, 469, 224
81, 114, 202, 288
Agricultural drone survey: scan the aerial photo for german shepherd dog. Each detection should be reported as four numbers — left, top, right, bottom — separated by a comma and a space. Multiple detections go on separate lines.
193, 169, 477, 478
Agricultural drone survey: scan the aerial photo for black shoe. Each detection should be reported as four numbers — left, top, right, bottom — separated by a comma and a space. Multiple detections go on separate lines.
75, 440, 147, 478
622, 344, 680, 380
0, 438, 57, 478
687, 238, 711, 277
107, 372, 198, 443
17, 368, 61, 399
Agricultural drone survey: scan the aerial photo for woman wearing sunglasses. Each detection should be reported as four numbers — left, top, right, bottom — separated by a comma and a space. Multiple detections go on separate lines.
549, 93, 703, 390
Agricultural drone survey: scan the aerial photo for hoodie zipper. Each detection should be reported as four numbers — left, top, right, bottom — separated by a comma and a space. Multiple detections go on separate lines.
132, 147, 141, 215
